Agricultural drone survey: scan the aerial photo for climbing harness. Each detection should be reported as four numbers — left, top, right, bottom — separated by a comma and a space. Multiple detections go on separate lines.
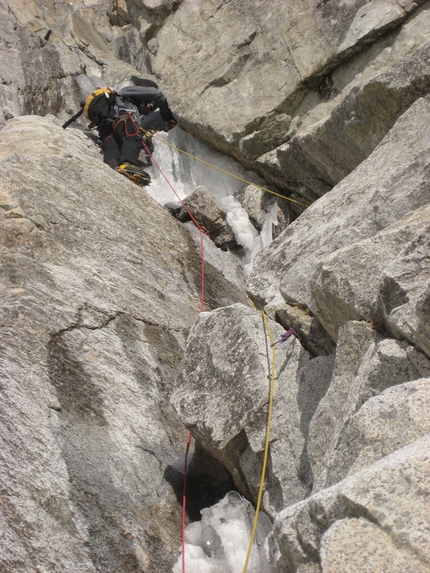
141, 129, 310, 209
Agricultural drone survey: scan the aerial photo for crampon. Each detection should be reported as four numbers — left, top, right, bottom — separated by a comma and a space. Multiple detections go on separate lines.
117, 163, 151, 187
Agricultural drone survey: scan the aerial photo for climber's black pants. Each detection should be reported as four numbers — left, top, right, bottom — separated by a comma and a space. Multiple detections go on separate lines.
98, 115, 142, 169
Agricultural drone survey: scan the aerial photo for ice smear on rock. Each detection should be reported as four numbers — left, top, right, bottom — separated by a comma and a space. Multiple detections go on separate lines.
145, 127, 265, 204
221, 196, 262, 276
172, 492, 274, 573
146, 128, 277, 273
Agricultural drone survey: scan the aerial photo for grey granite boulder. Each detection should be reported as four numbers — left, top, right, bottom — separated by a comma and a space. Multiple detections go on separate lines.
171, 303, 335, 516
307, 321, 430, 493
324, 377, 430, 487
183, 185, 237, 250
273, 434, 430, 573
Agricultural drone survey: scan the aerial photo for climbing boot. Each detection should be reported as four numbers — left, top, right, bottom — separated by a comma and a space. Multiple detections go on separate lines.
117, 162, 151, 186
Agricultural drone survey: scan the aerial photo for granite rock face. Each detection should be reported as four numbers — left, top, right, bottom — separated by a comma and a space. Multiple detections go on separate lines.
307, 321, 430, 493
152, 0, 430, 201
273, 434, 430, 573
2, 1, 430, 572
246, 96, 430, 358
0, 115, 246, 572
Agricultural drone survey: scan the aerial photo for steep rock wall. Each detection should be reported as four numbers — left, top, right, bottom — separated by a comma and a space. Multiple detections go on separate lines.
1, 1, 430, 572
0, 115, 246, 572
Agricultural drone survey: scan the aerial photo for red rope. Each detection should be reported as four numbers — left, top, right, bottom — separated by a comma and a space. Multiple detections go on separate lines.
141, 137, 208, 312
200, 232, 205, 313
140, 137, 207, 573
182, 432, 192, 573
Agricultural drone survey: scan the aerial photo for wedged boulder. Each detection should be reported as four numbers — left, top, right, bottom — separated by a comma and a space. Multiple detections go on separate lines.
307, 321, 430, 492
324, 377, 430, 487
183, 185, 237, 250
246, 96, 430, 349
0, 115, 246, 573
272, 434, 430, 573
170, 303, 336, 516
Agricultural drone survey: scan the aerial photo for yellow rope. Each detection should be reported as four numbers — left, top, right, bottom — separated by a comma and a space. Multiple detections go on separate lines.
242, 300, 276, 573
144, 130, 309, 209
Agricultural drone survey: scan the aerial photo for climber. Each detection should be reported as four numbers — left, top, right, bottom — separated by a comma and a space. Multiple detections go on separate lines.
94, 85, 177, 185
65, 85, 177, 186
270, 328, 295, 347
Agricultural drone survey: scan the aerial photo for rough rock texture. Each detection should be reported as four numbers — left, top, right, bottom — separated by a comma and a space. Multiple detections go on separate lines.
0, 0, 159, 130
153, 0, 426, 142
256, 3, 430, 197
324, 377, 430, 486
2, 1, 430, 572
152, 0, 430, 202
182, 186, 237, 249
273, 434, 430, 573
307, 321, 430, 492
0, 115, 246, 572
247, 96, 430, 357
171, 303, 335, 517
5, 1, 430, 206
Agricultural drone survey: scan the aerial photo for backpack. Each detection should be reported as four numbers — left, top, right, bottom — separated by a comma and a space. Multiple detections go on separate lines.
83, 87, 117, 127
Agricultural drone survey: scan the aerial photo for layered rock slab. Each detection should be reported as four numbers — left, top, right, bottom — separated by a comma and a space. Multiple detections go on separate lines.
307, 321, 430, 492
323, 376, 430, 487
257, 4, 430, 195
0, 115, 246, 572
247, 96, 430, 356
152, 0, 425, 143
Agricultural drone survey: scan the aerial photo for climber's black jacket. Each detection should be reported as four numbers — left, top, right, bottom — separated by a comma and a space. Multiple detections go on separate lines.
117, 86, 175, 123
99, 86, 175, 169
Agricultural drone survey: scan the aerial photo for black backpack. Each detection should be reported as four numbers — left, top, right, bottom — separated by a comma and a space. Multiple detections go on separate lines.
83, 87, 117, 127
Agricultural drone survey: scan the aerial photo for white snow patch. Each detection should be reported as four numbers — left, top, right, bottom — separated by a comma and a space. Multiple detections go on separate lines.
144, 128, 278, 273
172, 492, 274, 573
